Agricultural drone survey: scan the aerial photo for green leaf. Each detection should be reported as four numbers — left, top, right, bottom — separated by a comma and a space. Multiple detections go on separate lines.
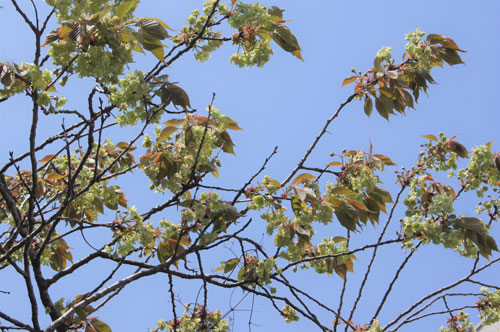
149, 47, 165, 62
400, 89, 415, 109
267, 6, 285, 20
158, 126, 178, 143
441, 48, 465, 66
372, 186, 393, 203
215, 258, 240, 273
448, 140, 468, 158
291, 197, 305, 217
90, 320, 112, 332
364, 97, 373, 117
335, 208, 357, 231
271, 24, 303, 61
415, 68, 436, 84
136, 17, 173, 31
116, 0, 136, 19
137, 19, 169, 40
380, 94, 395, 115
332, 236, 347, 243
375, 97, 389, 120
220, 131, 236, 155
162, 83, 191, 111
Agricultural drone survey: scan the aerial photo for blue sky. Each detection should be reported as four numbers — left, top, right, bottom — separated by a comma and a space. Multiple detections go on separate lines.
1, 1, 500, 331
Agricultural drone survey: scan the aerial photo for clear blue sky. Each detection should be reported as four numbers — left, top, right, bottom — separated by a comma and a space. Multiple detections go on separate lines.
1, 1, 500, 331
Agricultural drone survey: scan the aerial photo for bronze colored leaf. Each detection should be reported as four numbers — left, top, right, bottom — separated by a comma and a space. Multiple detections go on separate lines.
163, 83, 191, 111
341, 76, 358, 87
291, 173, 316, 185
164, 118, 185, 127
39, 154, 55, 163
441, 49, 465, 66
47, 173, 66, 180
225, 116, 243, 130
373, 154, 396, 166
422, 134, 438, 141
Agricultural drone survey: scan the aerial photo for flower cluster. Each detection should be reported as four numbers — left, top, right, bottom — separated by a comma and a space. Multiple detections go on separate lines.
478, 288, 500, 326
228, 3, 275, 67
153, 303, 228, 332
375, 46, 392, 63
401, 134, 499, 258
354, 320, 383, 332
180, 1, 229, 62
282, 305, 300, 324
439, 311, 475, 332
404, 28, 433, 70
457, 144, 500, 197
111, 71, 152, 126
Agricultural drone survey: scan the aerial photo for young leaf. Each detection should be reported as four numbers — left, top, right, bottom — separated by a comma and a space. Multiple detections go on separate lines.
39, 154, 55, 163
327, 161, 343, 167
373, 154, 396, 166
225, 116, 243, 130
422, 134, 438, 141
157, 126, 178, 143
341, 76, 358, 87
47, 173, 66, 180
164, 118, 185, 127
291, 173, 316, 185
364, 97, 373, 117
215, 258, 240, 273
